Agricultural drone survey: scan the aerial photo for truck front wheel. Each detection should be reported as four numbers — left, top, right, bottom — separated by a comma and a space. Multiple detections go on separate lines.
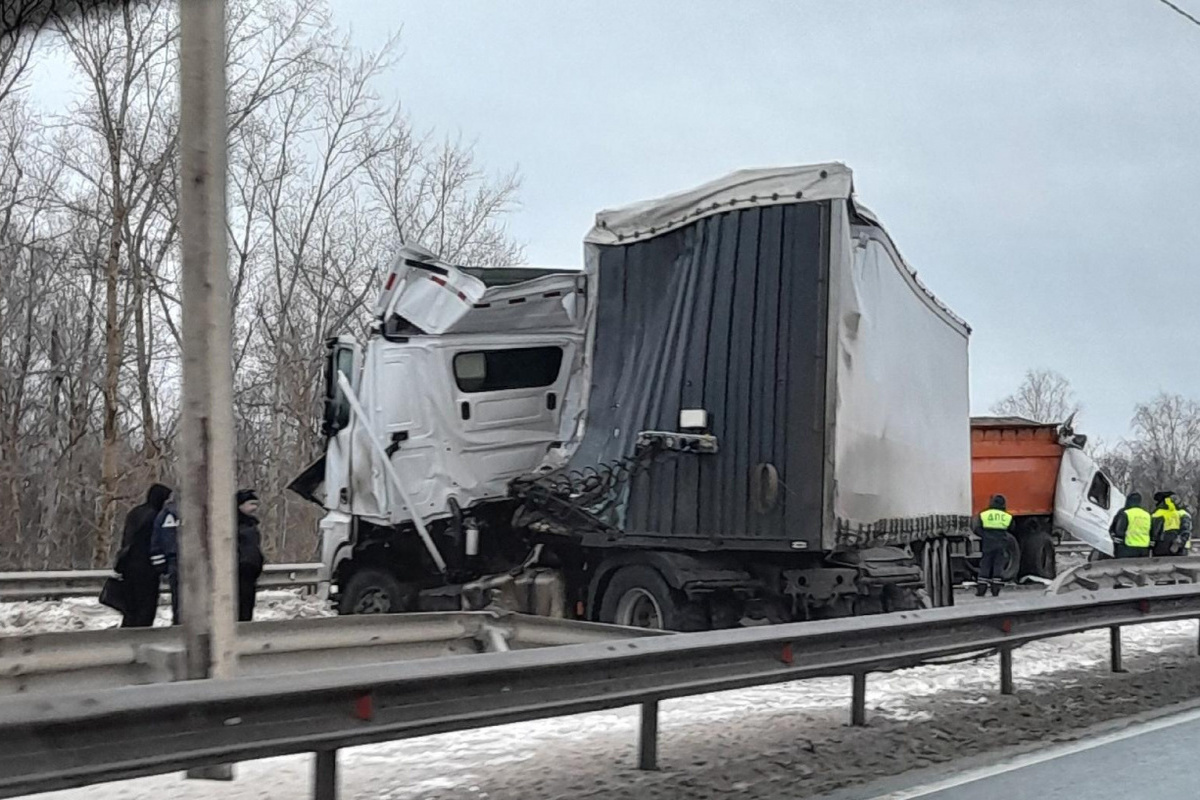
599, 565, 686, 630
338, 568, 408, 615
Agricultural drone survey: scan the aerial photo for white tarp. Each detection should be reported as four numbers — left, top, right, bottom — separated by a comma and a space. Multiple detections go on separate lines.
831, 202, 973, 532
586, 163, 853, 246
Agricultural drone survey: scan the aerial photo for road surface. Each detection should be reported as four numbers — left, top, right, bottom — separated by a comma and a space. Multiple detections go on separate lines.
867, 706, 1200, 799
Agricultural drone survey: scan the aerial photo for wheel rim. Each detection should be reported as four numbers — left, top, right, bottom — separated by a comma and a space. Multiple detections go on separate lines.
615, 588, 665, 629
353, 588, 392, 614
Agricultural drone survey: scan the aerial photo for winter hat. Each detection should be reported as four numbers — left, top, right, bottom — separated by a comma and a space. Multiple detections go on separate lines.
236, 489, 259, 505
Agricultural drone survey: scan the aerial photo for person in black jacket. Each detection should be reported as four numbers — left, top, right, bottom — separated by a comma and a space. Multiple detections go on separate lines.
236, 489, 265, 622
115, 483, 171, 627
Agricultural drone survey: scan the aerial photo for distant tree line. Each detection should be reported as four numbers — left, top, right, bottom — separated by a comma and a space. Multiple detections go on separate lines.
993, 368, 1200, 510
0, 0, 522, 568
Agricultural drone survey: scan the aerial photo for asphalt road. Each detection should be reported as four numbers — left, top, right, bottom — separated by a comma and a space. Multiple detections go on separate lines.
872, 708, 1200, 800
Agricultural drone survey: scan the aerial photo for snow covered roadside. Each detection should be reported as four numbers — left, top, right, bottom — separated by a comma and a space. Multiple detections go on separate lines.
0, 590, 332, 634
12, 614, 1200, 800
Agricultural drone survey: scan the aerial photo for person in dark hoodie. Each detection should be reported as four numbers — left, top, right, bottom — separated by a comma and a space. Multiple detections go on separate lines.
115, 483, 171, 627
236, 489, 265, 622
150, 493, 182, 624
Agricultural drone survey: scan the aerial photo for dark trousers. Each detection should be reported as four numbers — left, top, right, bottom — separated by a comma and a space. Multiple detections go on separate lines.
238, 566, 260, 622
167, 567, 180, 625
977, 544, 1005, 597
120, 567, 160, 628
1115, 543, 1149, 559
1153, 536, 1183, 557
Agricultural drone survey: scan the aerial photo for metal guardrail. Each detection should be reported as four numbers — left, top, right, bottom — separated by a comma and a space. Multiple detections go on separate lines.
1049, 555, 1200, 593
0, 611, 659, 696
0, 563, 323, 601
2, 583, 1200, 799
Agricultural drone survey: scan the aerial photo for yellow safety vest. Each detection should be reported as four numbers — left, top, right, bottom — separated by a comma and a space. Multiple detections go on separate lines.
1124, 507, 1152, 548
1153, 500, 1181, 533
979, 509, 1013, 530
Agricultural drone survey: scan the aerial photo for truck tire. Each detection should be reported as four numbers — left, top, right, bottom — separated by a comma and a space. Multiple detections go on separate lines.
1019, 529, 1056, 579
338, 568, 407, 615
1000, 533, 1021, 583
598, 565, 687, 630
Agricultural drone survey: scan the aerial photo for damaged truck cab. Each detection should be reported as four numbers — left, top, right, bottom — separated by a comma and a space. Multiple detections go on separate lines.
293, 164, 975, 628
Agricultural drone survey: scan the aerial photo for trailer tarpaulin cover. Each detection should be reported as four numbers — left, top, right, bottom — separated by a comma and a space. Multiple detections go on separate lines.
830, 203, 973, 546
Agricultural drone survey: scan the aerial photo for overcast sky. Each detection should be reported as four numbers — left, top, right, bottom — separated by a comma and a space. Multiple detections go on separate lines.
33, 0, 1200, 445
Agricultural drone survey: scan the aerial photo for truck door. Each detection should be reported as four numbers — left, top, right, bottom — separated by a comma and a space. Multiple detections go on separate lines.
1054, 447, 1123, 556
447, 340, 577, 487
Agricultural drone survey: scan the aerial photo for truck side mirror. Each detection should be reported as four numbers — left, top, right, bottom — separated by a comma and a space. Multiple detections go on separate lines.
322, 340, 356, 436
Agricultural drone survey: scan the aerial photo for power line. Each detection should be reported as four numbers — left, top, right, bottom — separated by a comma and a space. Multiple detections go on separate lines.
1157, 0, 1200, 28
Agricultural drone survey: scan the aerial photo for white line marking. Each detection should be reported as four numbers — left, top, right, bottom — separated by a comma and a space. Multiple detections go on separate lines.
870, 705, 1200, 799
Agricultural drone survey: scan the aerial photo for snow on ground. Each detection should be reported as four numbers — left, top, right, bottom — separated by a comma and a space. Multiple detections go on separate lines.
0, 590, 332, 635
10, 594, 1200, 799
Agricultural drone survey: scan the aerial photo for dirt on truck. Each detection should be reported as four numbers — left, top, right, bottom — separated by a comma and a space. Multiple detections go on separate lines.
965, 416, 1124, 582
292, 163, 976, 629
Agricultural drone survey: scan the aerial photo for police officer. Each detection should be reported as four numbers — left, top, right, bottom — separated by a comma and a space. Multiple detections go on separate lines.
1151, 491, 1183, 556
973, 494, 1013, 597
1110, 492, 1152, 559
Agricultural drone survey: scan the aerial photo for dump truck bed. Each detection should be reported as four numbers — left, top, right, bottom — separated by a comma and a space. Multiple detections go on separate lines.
970, 417, 1064, 517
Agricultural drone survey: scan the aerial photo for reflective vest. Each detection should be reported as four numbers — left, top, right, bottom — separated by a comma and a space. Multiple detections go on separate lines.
1153, 500, 1182, 533
979, 508, 1013, 530
1123, 507, 1152, 548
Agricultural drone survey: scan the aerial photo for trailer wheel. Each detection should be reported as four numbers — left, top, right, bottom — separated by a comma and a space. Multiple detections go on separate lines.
1000, 533, 1021, 583
599, 565, 684, 630
1019, 529, 1056, 579
338, 568, 408, 615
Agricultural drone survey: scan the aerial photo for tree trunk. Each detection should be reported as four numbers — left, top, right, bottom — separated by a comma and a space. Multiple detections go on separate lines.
93, 151, 126, 568
131, 249, 159, 470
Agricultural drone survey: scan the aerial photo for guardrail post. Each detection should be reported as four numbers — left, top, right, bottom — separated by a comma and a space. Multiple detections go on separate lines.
1110, 626, 1125, 673
638, 701, 659, 771
851, 673, 867, 726
999, 647, 1014, 695
314, 750, 338, 800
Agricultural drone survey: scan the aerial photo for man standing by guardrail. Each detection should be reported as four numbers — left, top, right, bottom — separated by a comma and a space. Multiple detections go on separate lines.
974, 494, 1014, 598
1110, 492, 1152, 559
115, 484, 171, 627
235, 490, 264, 622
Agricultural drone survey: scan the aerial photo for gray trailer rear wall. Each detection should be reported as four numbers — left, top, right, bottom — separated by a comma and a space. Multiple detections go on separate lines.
571, 165, 972, 553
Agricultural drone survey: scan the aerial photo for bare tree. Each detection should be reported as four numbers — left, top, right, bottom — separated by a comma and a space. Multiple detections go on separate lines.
991, 368, 1081, 424
0, 0, 526, 567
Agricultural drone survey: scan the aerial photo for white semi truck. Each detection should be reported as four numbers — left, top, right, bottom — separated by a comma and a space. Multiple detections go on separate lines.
291, 164, 974, 629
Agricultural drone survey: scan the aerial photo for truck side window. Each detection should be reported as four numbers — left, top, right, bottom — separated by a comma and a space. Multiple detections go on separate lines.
453, 346, 564, 393
1087, 472, 1111, 510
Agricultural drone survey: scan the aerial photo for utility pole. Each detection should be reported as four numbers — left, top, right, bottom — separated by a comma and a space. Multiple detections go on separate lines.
177, 0, 237, 683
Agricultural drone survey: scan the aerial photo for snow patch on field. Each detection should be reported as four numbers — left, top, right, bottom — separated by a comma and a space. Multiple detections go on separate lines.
0, 590, 332, 635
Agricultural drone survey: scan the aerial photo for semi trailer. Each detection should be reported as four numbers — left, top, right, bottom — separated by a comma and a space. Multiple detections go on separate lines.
291, 164, 974, 629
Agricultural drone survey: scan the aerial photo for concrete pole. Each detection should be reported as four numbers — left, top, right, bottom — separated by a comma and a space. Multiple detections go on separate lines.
177, 0, 237, 683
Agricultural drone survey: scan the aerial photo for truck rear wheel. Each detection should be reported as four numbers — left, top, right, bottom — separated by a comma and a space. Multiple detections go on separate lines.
599, 565, 688, 630
338, 568, 408, 615
1019, 529, 1056, 579
1000, 533, 1021, 582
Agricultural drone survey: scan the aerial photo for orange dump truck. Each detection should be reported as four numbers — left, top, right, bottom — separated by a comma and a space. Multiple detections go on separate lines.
968, 416, 1124, 580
